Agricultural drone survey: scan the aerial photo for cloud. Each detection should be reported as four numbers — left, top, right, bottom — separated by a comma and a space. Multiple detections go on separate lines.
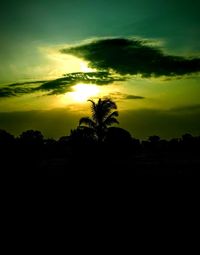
0, 87, 33, 98
0, 71, 124, 98
61, 38, 200, 77
8, 80, 46, 87
124, 95, 144, 100
107, 92, 145, 100
38, 71, 125, 95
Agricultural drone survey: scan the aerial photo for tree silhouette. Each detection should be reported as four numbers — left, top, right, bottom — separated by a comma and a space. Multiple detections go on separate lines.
104, 127, 133, 156
0, 129, 15, 146
79, 98, 119, 142
0, 129, 15, 158
19, 130, 44, 147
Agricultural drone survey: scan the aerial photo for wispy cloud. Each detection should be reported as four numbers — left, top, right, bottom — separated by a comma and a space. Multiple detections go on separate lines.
0, 71, 124, 98
61, 38, 200, 77
108, 92, 145, 100
39, 71, 125, 95
0, 87, 33, 98
124, 94, 145, 100
9, 80, 46, 87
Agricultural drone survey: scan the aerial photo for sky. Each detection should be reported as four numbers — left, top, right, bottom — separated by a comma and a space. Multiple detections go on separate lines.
0, 0, 200, 139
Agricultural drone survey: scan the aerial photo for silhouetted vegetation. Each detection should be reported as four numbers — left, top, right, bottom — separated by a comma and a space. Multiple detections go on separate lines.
0, 99, 200, 176
79, 98, 119, 143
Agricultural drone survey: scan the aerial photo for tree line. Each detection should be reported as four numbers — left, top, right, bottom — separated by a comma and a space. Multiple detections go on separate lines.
0, 98, 200, 175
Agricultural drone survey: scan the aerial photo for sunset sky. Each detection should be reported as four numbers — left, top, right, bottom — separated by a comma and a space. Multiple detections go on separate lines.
0, 0, 200, 139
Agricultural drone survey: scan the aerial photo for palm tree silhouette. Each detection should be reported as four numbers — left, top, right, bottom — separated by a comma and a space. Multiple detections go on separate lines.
79, 98, 119, 142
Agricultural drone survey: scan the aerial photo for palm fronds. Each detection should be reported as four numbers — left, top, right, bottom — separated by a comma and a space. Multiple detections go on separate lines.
104, 117, 119, 126
78, 98, 119, 142
79, 117, 96, 128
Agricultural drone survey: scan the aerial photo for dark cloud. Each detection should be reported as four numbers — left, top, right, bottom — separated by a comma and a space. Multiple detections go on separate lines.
0, 87, 33, 98
38, 71, 125, 95
61, 38, 200, 77
0, 71, 124, 98
124, 95, 144, 100
9, 80, 46, 87
107, 92, 145, 100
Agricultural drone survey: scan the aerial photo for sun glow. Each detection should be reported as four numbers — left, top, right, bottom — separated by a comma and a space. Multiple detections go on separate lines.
70, 84, 100, 102
80, 62, 95, 72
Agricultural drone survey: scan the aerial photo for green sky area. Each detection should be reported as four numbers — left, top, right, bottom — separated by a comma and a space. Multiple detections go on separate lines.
0, 0, 200, 139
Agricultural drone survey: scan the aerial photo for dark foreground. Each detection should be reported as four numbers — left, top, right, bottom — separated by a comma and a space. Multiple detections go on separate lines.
2, 151, 200, 176
42, 150, 200, 176
1, 132, 200, 176
38, 154, 200, 176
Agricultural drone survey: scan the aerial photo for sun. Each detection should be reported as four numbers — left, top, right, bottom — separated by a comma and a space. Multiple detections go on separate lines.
70, 83, 100, 102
